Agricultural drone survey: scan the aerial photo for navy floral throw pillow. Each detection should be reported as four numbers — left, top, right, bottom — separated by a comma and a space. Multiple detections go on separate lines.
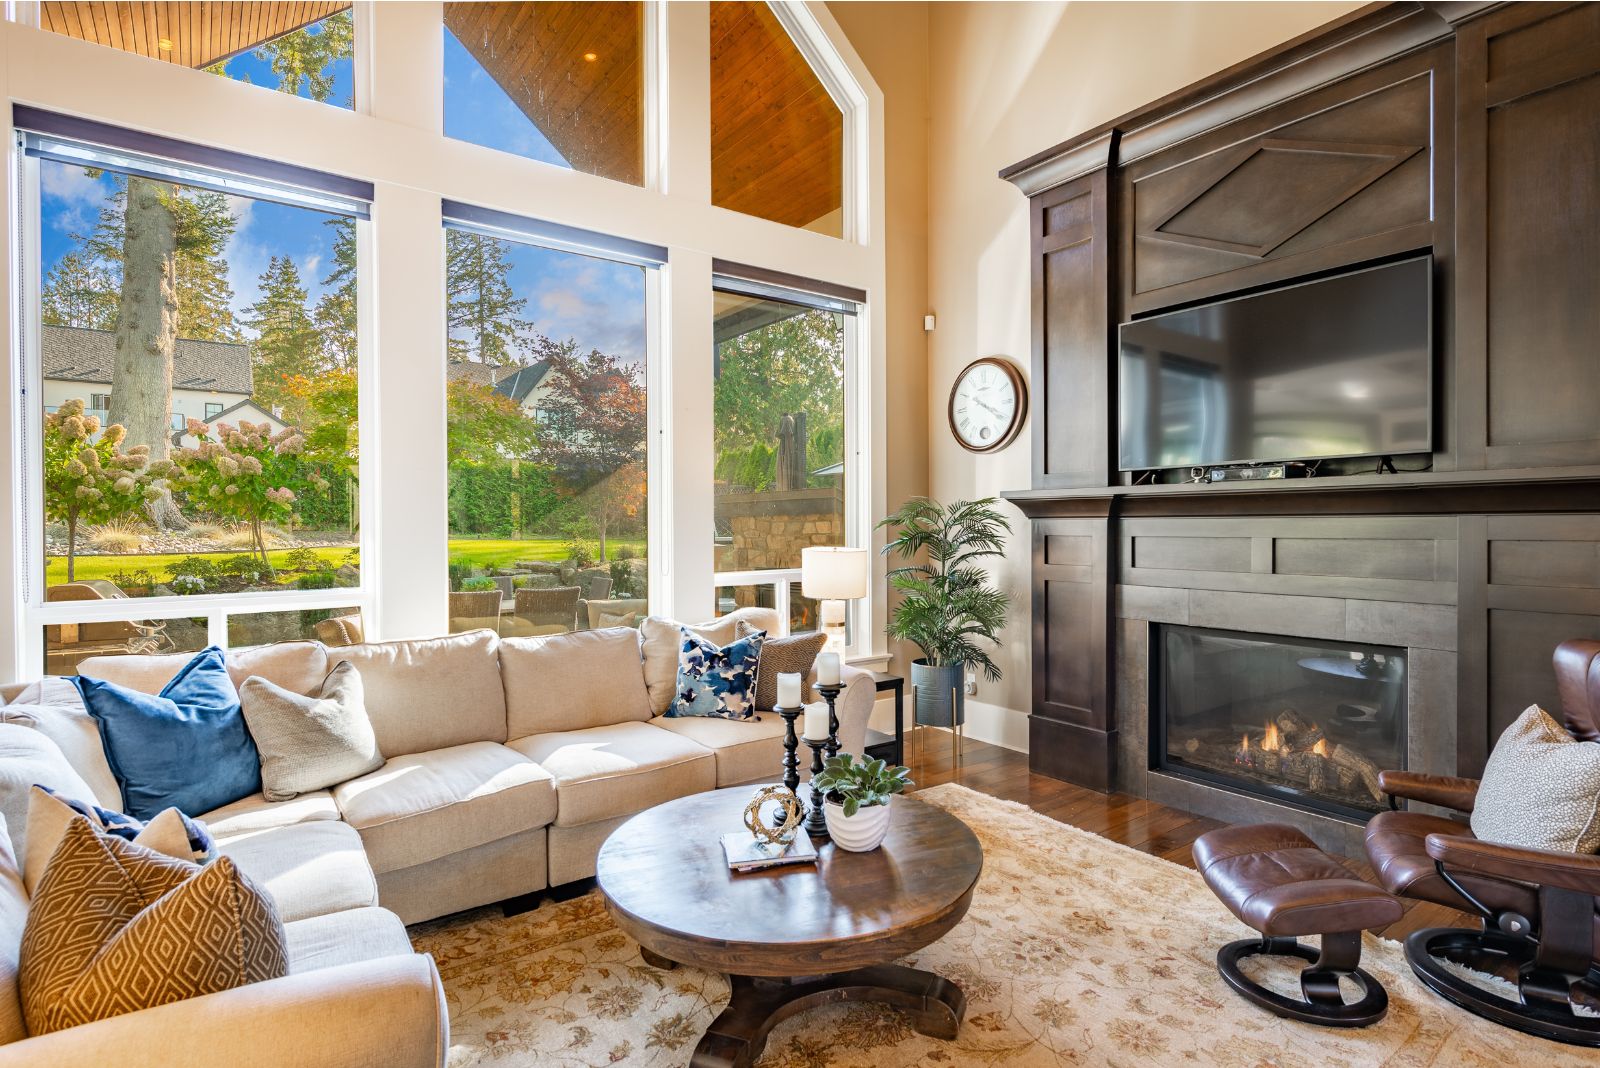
666, 627, 765, 720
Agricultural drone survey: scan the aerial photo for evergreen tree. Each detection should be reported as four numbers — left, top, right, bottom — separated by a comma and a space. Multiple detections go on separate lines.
244, 255, 320, 421
40, 250, 117, 330
446, 229, 536, 367
314, 217, 358, 371
255, 11, 355, 106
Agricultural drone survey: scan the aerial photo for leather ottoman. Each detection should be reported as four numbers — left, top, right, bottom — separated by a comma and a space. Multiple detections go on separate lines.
1194, 822, 1402, 1027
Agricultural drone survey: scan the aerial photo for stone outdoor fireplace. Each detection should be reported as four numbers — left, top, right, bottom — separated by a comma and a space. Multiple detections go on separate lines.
1153, 625, 1406, 821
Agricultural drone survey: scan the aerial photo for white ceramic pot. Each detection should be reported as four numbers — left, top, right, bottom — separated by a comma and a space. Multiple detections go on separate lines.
824, 797, 894, 852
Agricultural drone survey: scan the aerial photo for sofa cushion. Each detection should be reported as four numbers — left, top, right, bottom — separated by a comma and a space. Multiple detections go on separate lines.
328, 631, 507, 756
332, 742, 556, 874
24, 786, 213, 897
650, 714, 789, 787
0, 677, 121, 810
0, 723, 99, 865
508, 722, 716, 827
640, 607, 781, 715
218, 820, 379, 924
240, 662, 384, 801
199, 790, 341, 842
21, 818, 287, 1035
501, 627, 652, 736
285, 906, 413, 975
77, 641, 330, 698
0, 815, 29, 1045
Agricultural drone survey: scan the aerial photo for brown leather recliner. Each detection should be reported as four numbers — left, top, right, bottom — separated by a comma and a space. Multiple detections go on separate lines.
1364, 638, 1600, 1047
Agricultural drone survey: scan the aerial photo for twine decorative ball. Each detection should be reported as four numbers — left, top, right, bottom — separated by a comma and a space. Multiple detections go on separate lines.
743, 785, 802, 846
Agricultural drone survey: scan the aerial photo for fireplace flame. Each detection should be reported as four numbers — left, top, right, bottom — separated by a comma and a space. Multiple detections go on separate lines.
1235, 732, 1252, 767
1262, 722, 1281, 752
1312, 738, 1329, 757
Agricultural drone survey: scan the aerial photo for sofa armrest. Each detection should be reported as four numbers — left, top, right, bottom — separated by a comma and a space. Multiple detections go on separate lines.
1378, 770, 1480, 813
811, 664, 876, 758
0, 955, 446, 1068
1426, 833, 1600, 897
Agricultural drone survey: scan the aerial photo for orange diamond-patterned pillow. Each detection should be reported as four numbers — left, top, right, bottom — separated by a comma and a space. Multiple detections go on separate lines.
19, 815, 287, 1035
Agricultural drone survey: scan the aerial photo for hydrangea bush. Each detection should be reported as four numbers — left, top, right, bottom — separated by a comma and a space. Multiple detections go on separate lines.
42, 399, 156, 581
171, 419, 328, 572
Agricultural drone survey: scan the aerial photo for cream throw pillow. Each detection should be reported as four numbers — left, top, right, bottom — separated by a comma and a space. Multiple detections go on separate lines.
23, 786, 212, 897
20, 817, 287, 1035
1471, 704, 1600, 853
239, 661, 383, 802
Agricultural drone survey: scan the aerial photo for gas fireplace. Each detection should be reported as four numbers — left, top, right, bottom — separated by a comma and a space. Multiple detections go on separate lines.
1153, 625, 1406, 820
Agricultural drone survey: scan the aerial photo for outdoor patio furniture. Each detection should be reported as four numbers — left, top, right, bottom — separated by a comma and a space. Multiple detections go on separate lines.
578, 573, 613, 601
448, 590, 504, 635
515, 585, 581, 635
579, 597, 648, 631
314, 613, 365, 647
44, 580, 173, 673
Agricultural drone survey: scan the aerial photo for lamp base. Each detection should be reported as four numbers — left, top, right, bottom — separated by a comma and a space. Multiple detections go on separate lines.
819, 599, 847, 655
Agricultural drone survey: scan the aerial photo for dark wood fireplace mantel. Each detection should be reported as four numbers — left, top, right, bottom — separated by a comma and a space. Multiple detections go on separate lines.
1001, 1, 1600, 815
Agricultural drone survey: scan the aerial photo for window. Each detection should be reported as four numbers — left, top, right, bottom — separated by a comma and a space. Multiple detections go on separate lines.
711, 2, 843, 236
22, 120, 370, 672
712, 274, 856, 635
444, 2, 646, 185
37, 3, 355, 109
442, 207, 655, 636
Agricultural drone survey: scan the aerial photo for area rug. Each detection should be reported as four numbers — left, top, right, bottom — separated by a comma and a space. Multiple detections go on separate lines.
409, 783, 1595, 1066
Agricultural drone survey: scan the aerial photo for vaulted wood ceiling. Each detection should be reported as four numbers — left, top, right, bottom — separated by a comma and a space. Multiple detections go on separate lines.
445, 2, 646, 186
41, 2, 350, 69
710, 1, 842, 233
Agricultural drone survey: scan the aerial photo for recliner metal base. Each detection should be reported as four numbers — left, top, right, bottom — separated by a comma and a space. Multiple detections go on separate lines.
1405, 927, 1600, 1047
1216, 933, 1388, 1028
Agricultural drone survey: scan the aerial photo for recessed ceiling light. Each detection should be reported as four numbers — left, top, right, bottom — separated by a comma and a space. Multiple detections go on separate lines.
157, 37, 173, 51
583, 51, 598, 62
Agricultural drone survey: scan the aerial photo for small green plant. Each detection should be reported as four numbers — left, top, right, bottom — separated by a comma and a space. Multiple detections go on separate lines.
107, 568, 158, 594
295, 571, 337, 591
610, 558, 638, 598
460, 576, 498, 593
283, 547, 331, 573
810, 753, 913, 818
447, 559, 474, 592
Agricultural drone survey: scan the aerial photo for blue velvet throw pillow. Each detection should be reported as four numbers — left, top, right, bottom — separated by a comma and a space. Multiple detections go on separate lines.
666, 628, 765, 720
74, 647, 261, 821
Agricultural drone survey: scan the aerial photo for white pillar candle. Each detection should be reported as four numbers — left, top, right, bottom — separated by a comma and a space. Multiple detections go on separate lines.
776, 672, 803, 709
803, 702, 829, 741
817, 651, 841, 687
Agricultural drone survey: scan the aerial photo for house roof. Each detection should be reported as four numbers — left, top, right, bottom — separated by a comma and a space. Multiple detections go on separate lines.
42, 325, 253, 395
493, 361, 552, 405
446, 359, 506, 388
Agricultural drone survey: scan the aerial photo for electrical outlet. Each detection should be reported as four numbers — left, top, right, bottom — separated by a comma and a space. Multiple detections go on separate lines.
964, 673, 977, 695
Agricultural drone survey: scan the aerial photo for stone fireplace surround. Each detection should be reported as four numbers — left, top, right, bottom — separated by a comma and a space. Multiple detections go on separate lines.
1111, 516, 1459, 856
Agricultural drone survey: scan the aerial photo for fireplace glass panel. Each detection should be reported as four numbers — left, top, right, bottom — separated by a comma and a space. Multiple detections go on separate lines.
1157, 625, 1405, 818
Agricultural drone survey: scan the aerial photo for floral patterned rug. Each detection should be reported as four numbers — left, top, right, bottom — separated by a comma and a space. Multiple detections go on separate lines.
409, 783, 1595, 1067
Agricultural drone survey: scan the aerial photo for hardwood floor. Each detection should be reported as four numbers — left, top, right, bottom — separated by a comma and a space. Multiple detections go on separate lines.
904, 730, 1473, 941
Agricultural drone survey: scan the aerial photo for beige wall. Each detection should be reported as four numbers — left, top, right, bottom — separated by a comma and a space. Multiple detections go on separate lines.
907, 1, 1363, 747
828, 2, 932, 678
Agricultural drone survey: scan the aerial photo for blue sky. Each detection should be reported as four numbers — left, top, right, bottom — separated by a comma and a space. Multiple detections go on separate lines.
39, 18, 647, 369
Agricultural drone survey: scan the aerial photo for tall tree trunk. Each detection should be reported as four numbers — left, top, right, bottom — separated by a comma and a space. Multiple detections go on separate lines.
109, 178, 186, 528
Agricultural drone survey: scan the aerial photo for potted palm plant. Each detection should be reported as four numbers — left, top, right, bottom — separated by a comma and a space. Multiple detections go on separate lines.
877, 497, 1012, 738
811, 753, 914, 851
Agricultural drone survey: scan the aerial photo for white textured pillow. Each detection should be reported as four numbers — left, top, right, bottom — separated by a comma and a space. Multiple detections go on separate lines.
0, 679, 121, 811
0, 725, 99, 863
1471, 704, 1600, 853
239, 662, 383, 801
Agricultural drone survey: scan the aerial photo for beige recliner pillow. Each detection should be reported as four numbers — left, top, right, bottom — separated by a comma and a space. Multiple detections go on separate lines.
1471, 704, 1600, 853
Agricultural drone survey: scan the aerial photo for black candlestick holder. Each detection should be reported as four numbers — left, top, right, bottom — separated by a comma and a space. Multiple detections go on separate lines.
773, 704, 803, 825
803, 735, 830, 837
816, 683, 843, 760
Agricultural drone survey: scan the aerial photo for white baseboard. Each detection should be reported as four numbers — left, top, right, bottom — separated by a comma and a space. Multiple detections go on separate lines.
874, 696, 1029, 754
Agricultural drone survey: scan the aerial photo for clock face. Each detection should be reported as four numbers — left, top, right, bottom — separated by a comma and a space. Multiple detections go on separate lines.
949, 358, 1025, 452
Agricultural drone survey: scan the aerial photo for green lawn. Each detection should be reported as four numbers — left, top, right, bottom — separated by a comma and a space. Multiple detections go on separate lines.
47, 537, 645, 590
446, 537, 646, 571
46, 546, 354, 588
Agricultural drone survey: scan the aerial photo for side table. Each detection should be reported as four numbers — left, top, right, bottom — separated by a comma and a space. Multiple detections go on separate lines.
863, 671, 905, 766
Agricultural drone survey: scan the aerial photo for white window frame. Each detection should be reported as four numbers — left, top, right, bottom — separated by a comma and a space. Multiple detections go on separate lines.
12, 140, 374, 678
0, 1, 887, 681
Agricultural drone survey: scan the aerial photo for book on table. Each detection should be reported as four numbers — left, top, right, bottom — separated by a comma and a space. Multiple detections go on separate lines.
720, 830, 818, 873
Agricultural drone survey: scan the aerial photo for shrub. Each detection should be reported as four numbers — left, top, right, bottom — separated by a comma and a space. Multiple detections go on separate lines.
186, 522, 225, 540
171, 421, 326, 571
610, 558, 640, 598
295, 571, 337, 591
107, 568, 158, 594
460, 576, 498, 593
41, 399, 156, 581
447, 559, 474, 592
617, 545, 637, 562
284, 547, 331, 574
85, 522, 146, 553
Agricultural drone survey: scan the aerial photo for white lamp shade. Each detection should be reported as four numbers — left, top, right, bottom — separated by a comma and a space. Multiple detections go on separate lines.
801, 546, 869, 600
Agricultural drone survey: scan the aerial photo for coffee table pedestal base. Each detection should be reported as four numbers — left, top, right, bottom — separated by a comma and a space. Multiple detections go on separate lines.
683, 965, 965, 1068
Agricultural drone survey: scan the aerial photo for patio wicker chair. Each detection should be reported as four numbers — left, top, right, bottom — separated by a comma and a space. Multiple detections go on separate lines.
448, 590, 504, 635
515, 585, 581, 635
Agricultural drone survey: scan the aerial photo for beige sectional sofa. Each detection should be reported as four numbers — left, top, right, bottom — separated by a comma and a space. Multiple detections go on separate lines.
0, 607, 874, 1067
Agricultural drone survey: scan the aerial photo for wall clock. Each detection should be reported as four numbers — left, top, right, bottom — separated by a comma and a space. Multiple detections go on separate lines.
948, 357, 1027, 453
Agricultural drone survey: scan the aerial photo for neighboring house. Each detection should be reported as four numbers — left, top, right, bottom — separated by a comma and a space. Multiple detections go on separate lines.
447, 357, 555, 424
40, 325, 284, 447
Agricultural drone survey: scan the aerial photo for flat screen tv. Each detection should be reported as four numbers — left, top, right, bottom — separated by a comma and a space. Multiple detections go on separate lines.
1118, 255, 1432, 471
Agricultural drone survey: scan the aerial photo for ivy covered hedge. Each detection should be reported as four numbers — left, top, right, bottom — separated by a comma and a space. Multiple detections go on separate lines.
447, 462, 561, 538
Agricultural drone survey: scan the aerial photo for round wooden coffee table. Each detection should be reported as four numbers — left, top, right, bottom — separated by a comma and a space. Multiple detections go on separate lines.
596, 786, 983, 1068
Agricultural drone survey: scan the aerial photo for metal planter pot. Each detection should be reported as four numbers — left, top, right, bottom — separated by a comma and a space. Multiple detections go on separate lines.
911, 659, 965, 730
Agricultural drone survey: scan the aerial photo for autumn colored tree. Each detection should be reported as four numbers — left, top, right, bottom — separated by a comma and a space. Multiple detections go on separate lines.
42, 399, 156, 580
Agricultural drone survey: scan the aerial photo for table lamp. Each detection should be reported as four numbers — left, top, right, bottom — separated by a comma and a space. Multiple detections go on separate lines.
801, 546, 869, 655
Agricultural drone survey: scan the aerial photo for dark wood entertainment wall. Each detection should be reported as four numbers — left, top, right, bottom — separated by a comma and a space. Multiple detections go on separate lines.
997, 2, 1600, 814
